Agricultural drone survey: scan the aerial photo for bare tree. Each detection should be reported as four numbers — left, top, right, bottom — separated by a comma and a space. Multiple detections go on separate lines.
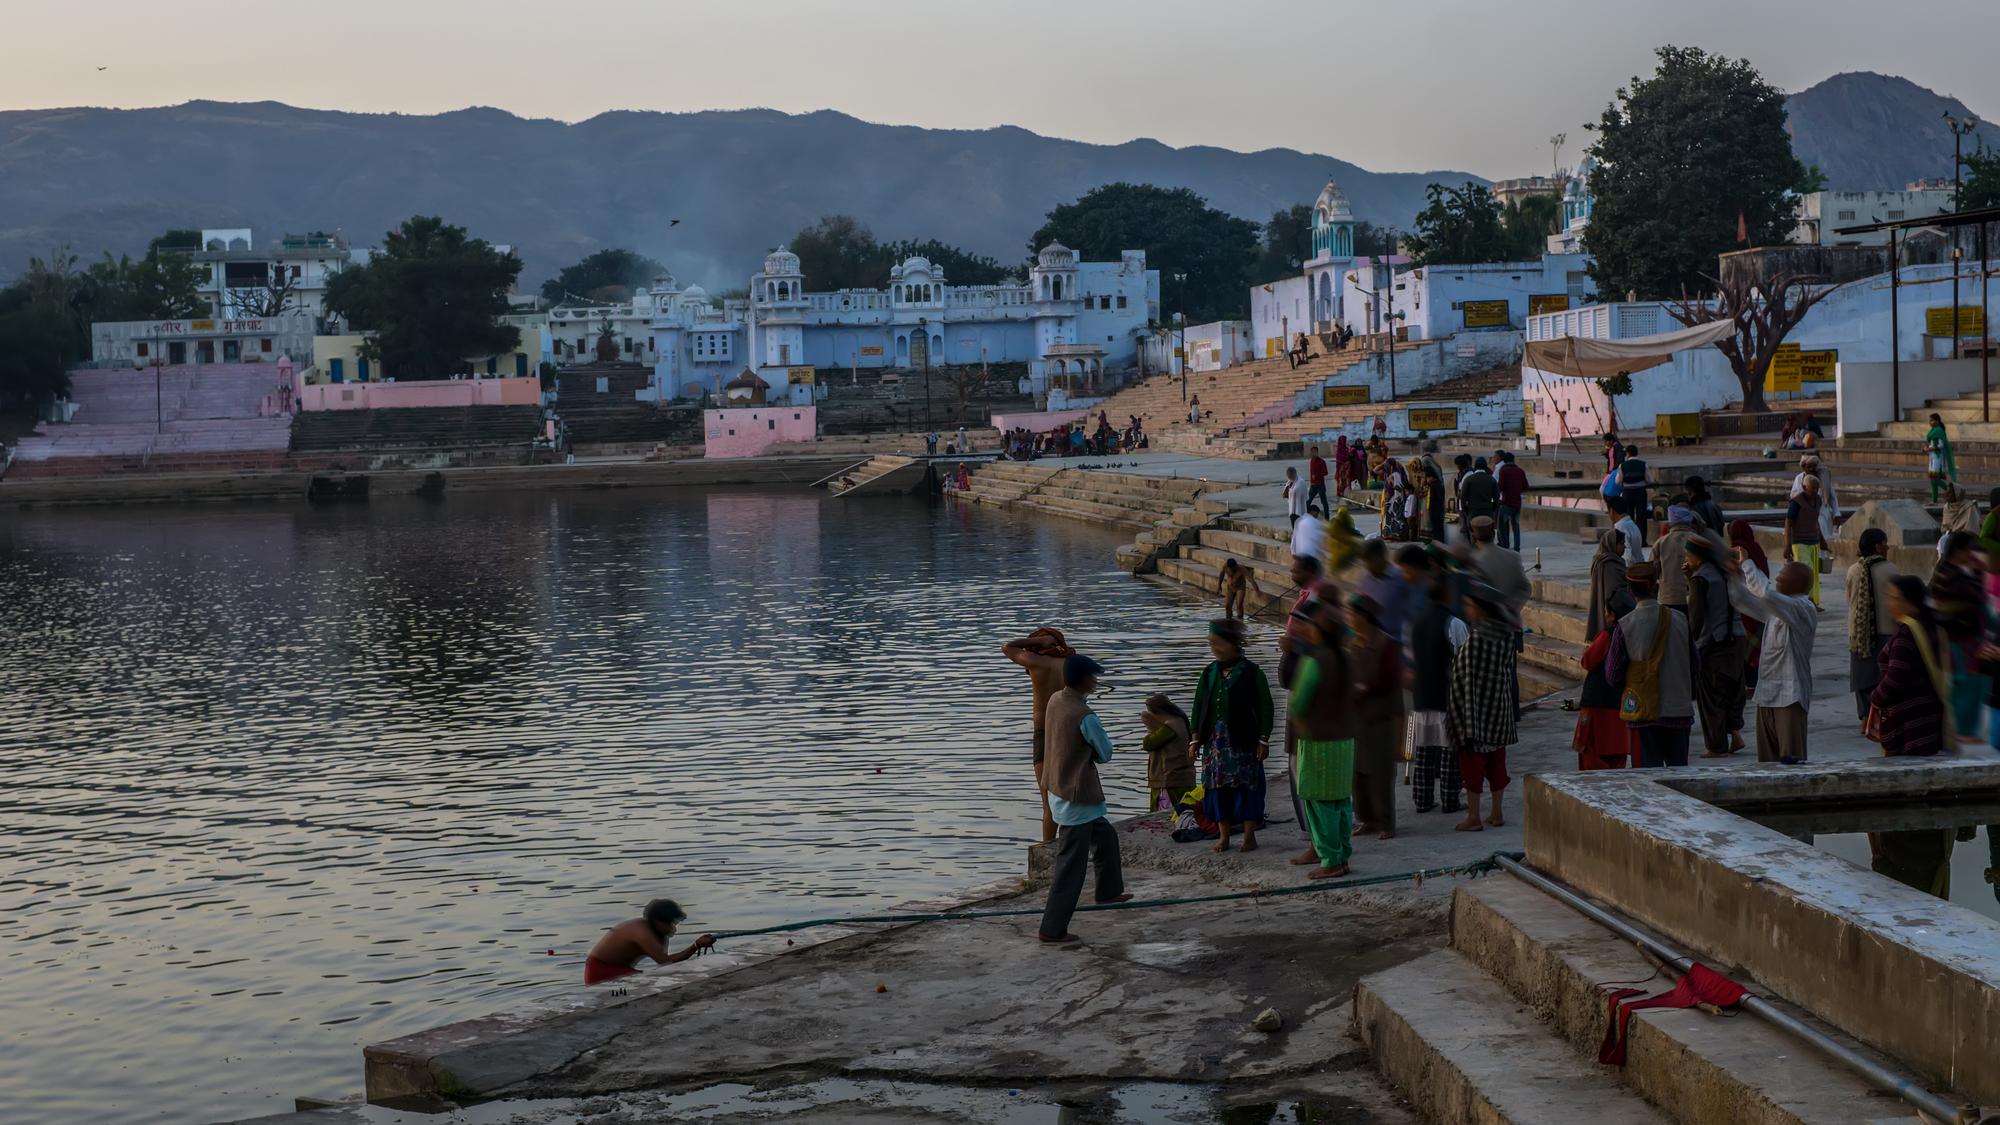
1664, 260, 1837, 415
939, 361, 991, 426
229, 266, 302, 318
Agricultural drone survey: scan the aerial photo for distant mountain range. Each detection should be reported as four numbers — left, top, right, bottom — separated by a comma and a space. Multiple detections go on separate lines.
1786, 72, 1992, 192
0, 101, 1481, 292
0, 72, 1987, 293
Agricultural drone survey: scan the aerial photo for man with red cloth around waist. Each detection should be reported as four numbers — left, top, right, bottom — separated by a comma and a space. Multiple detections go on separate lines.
584, 898, 715, 984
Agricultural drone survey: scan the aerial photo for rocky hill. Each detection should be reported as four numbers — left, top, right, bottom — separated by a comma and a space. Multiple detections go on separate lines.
0, 101, 1483, 290
1786, 72, 1993, 191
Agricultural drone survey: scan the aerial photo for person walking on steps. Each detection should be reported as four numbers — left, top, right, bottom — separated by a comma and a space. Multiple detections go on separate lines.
1306, 445, 1331, 515
1449, 583, 1518, 832
1784, 474, 1827, 610
1926, 413, 1957, 502
1494, 450, 1529, 551
1193, 618, 1274, 854
1037, 654, 1133, 944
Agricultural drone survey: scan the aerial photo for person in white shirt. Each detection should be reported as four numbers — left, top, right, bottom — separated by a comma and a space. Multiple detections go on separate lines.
1291, 505, 1328, 564
1613, 499, 1648, 564
1283, 467, 1309, 525
1728, 549, 1817, 763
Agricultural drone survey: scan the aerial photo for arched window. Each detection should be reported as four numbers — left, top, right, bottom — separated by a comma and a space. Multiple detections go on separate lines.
1052, 277, 1062, 301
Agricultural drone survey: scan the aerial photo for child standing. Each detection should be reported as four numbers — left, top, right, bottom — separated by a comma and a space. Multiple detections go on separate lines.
1139, 694, 1196, 812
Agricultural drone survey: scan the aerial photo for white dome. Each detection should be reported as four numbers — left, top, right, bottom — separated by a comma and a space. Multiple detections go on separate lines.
763, 249, 801, 276
1314, 179, 1353, 222
1037, 242, 1076, 269
894, 256, 936, 280
680, 284, 708, 301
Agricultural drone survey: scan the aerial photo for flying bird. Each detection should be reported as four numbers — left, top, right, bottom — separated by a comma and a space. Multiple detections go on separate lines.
96, 66, 108, 71
669, 219, 681, 227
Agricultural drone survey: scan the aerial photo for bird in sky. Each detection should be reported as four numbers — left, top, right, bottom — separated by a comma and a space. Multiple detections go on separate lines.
96, 66, 108, 71
669, 219, 681, 227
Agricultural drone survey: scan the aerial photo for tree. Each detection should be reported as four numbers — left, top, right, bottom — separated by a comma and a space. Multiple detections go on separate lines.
1962, 145, 2000, 210
323, 216, 522, 379
1502, 193, 1563, 259
881, 239, 1012, 285
595, 319, 620, 362
1583, 45, 1809, 301
224, 265, 300, 318
85, 234, 210, 322
789, 215, 889, 292
540, 248, 667, 305
1251, 204, 1313, 285
0, 250, 89, 406
1028, 183, 1258, 323
1665, 255, 1837, 414
1404, 182, 1516, 265
1352, 221, 1397, 258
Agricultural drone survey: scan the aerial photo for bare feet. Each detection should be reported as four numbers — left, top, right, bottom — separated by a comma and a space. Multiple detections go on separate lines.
1288, 850, 1320, 866
1377, 830, 1396, 841
1454, 816, 1484, 832
1729, 733, 1746, 752
1485, 812, 1505, 827
1212, 838, 1233, 854
1239, 835, 1259, 853
1307, 863, 1350, 880
1699, 749, 1735, 759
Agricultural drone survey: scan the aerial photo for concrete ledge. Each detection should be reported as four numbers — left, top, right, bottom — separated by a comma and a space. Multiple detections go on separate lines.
360, 876, 1024, 1107
1525, 758, 2000, 1104
1451, 876, 1890, 1125
1354, 949, 1671, 1125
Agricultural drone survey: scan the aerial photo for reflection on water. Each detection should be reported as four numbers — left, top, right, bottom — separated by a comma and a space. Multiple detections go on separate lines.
1751, 799, 2000, 924
0, 489, 1226, 1124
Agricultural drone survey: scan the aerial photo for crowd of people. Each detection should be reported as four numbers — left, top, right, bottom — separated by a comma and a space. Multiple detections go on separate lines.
1002, 411, 1148, 461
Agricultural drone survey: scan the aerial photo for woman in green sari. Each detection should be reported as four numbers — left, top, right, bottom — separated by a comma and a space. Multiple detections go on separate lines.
1926, 413, 1957, 502
1286, 601, 1356, 879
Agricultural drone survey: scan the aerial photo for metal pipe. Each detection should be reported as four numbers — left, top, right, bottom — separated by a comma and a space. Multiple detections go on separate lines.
1491, 854, 1972, 1125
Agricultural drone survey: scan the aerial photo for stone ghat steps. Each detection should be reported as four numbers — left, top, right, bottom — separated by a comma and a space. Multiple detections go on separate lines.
1088, 347, 1385, 440
1358, 873, 1895, 1125
959, 462, 1214, 534
289, 405, 543, 453
827, 455, 919, 498
769, 429, 999, 457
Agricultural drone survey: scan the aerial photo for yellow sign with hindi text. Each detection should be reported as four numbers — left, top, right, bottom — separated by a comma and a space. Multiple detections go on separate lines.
1528, 294, 1570, 316
1321, 385, 1369, 407
1462, 300, 1510, 328
1409, 407, 1460, 431
1927, 306, 1986, 338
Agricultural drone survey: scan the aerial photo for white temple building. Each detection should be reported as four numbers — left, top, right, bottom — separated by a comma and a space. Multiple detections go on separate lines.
644, 245, 1159, 400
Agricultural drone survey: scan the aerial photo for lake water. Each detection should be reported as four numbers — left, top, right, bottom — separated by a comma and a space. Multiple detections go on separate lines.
0, 488, 1227, 1124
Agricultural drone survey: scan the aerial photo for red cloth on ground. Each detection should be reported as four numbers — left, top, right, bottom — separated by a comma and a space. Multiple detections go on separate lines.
1598, 963, 1749, 1065
584, 956, 640, 985
1457, 746, 1510, 793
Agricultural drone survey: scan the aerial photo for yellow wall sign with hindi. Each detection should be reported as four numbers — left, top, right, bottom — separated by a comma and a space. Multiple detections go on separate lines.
1523, 401, 1536, 439
859, 345, 884, 357
1765, 343, 1802, 394
1462, 300, 1510, 328
1797, 349, 1836, 382
787, 366, 817, 385
1527, 294, 1569, 316
1926, 306, 1986, 337
1409, 407, 1459, 431
1321, 385, 1369, 406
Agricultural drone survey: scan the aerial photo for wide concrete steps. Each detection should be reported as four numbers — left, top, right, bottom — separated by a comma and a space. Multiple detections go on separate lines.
1441, 875, 1896, 1125
1156, 555, 1292, 606
827, 454, 920, 497
1357, 948, 1672, 1125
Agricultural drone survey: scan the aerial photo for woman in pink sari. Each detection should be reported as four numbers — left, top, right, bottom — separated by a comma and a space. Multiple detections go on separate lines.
1333, 436, 1352, 496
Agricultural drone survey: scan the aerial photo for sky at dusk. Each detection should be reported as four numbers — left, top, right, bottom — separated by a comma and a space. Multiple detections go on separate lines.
4, 0, 1996, 177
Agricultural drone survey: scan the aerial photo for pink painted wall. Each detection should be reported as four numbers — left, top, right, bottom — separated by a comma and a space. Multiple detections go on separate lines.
991, 409, 1086, 432
704, 405, 818, 458
297, 377, 542, 412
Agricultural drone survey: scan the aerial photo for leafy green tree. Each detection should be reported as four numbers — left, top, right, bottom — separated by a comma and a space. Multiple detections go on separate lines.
1582, 45, 1808, 300
1962, 145, 2000, 210
540, 248, 667, 304
881, 239, 1012, 285
1252, 204, 1313, 284
595, 318, 620, 362
788, 215, 890, 292
324, 216, 522, 379
85, 234, 209, 322
1027, 183, 1258, 323
1502, 193, 1563, 259
1352, 221, 1397, 258
1403, 182, 1515, 265
0, 250, 89, 406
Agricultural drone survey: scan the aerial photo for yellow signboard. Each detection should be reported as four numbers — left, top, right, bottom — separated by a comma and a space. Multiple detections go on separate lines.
1408, 407, 1460, 432
859, 345, 884, 357
1927, 306, 1986, 338
190, 319, 216, 332
787, 366, 817, 385
1462, 300, 1510, 328
1765, 344, 1802, 394
1321, 385, 1369, 407
1523, 401, 1536, 439
1527, 294, 1570, 316
1798, 349, 1836, 382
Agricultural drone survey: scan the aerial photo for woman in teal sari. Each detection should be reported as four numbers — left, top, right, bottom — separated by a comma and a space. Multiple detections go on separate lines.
1192, 618, 1274, 853
1926, 413, 1957, 502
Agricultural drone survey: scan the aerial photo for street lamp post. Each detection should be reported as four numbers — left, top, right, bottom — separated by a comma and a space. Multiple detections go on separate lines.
1383, 230, 1399, 399
1947, 113, 1980, 360
918, 315, 931, 428
1172, 271, 1189, 402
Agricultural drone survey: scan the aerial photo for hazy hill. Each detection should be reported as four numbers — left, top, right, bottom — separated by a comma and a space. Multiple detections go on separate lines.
0, 101, 1484, 291
1786, 72, 1993, 192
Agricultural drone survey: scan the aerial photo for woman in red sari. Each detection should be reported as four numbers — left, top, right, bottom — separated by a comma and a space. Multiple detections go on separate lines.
1573, 588, 1637, 769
